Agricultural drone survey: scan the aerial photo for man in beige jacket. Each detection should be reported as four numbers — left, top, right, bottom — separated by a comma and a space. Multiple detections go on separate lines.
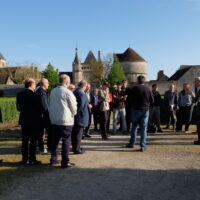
49, 74, 77, 168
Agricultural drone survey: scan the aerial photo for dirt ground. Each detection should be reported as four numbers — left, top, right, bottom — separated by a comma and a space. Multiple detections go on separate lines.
0, 126, 200, 200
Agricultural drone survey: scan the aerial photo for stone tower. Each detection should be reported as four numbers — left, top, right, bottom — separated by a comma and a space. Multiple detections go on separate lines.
116, 48, 147, 83
0, 52, 7, 68
72, 48, 82, 85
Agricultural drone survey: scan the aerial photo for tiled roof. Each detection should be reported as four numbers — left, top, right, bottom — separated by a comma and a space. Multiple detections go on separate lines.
116, 48, 146, 62
0, 52, 5, 60
84, 51, 96, 64
168, 67, 191, 81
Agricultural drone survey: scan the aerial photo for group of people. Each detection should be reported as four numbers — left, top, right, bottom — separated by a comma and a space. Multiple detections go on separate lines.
1, 74, 200, 167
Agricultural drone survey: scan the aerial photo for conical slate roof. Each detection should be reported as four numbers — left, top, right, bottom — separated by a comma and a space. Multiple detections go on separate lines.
84, 51, 96, 64
116, 48, 146, 62
73, 48, 81, 64
0, 52, 5, 60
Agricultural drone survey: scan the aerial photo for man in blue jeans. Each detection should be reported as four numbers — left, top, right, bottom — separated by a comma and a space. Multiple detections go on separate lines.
126, 76, 154, 152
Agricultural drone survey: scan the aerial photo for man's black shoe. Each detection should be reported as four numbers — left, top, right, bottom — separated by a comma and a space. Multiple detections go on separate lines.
140, 147, 147, 152
125, 143, 134, 148
61, 162, 75, 168
194, 140, 200, 145
50, 160, 60, 166
85, 133, 91, 138
157, 128, 163, 133
74, 150, 85, 154
29, 160, 42, 165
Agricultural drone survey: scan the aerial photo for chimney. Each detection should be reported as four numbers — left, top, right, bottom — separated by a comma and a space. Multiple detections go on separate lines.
157, 70, 164, 80
98, 50, 101, 62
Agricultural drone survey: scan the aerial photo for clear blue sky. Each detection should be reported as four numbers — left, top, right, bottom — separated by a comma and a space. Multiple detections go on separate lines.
1, 0, 200, 80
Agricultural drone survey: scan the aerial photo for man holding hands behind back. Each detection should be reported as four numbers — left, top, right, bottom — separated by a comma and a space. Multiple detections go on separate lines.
49, 74, 77, 168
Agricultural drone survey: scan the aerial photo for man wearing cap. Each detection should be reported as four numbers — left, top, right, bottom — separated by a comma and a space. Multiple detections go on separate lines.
194, 77, 200, 145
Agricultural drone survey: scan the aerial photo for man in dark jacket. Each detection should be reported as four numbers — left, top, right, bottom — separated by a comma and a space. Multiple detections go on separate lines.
72, 80, 89, 154
126, 76, 154, 152
84, 83, 94, 138
148, 84, 162, 133
164, 84, 178, 130
16, 78, 41, 165
122, 80, 132, 132
35, 78, 51, 153
194, 77, 200, 145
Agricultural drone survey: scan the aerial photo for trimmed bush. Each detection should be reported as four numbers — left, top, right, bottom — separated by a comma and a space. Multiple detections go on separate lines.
0, 97, 19, 123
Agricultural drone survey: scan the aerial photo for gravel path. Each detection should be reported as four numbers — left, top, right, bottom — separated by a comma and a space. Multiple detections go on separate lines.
1, 131, 200, 200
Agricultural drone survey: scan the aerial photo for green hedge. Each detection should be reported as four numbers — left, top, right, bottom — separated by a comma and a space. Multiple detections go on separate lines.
0, 97, 19, 123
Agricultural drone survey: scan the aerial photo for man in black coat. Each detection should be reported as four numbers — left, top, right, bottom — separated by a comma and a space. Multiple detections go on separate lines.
72, 80, 89, 154
126, 76, 154, 152
35, 78, 51, 153
84, 83, 95, 138
16, 78, 41, 165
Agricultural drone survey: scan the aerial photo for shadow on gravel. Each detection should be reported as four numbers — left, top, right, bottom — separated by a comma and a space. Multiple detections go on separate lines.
0, 167, 200, 200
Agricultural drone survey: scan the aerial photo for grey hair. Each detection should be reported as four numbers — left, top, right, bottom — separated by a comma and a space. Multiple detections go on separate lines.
59, 74, 70, 84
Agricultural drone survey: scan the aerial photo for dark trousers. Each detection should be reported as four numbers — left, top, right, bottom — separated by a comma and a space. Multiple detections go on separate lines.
176, 106, 193, 131
51, 125, 72, 165
100, 110, 108, 137
125, 106, 131, 132
93, 106, 100, 130
148, 106, 161, 129
196, 114, 200, 141
21, 126, 37, 162
106, 109, 112, 131
72, 123, 84, 153
166, 108, 177, 128
85, 111, 92, 135
37, 123, 52, 151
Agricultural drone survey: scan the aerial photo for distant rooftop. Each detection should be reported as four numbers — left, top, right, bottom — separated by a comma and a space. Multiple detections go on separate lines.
116, 48, 146, 62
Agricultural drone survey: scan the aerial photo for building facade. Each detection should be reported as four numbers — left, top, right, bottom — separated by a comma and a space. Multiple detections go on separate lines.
116, 48, 147, 83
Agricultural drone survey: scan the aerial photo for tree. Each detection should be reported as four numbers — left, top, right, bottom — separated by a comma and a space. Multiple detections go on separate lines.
91, 59, 104, 83
102, 53, 113, 80
43, 63, 58, 91
107, 56, 126, 86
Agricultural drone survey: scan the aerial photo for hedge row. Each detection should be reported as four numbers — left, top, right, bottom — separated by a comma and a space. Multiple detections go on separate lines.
0, 97, 19, 123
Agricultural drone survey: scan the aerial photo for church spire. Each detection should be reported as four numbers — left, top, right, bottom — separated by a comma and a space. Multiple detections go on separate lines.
73, 48, 81, 65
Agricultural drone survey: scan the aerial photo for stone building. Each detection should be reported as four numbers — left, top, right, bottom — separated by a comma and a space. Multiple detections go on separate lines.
0, 53, 7, 68
72, 48, 101, 86
0, 52, 42, 85
115, 48, 147, 83
148, 65, 200, 94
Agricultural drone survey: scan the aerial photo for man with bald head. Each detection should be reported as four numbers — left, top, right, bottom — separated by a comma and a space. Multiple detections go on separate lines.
17, 78, 41, 165
49, 74, 77, 168
35, 78, 51, 154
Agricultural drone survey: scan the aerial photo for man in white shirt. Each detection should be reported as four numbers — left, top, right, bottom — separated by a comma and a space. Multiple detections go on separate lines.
49, 74, 77, 168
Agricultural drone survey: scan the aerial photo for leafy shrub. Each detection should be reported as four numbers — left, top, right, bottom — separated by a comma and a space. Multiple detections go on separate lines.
0, 97, 19, 123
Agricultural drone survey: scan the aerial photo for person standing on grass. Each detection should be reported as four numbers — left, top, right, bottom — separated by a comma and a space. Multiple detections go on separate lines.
49, 74, 77, 168
35, 78, 51, 154
126, 75, 154, 152
176, 83, 194, 133
194, 77, 200, 145
164, 84, 178, 131
72, 80, 89, 154
148, 84, 162, 133
16, 78, 41, 165
112, 82, 127, 135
